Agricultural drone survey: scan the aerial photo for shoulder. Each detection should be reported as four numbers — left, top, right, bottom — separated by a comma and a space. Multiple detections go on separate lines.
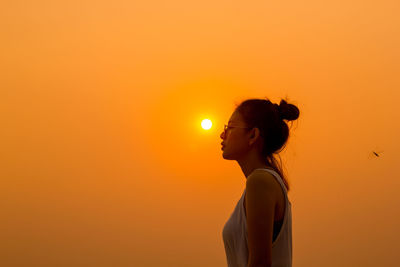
246, 169, 277, 187
246, 169, 280, 196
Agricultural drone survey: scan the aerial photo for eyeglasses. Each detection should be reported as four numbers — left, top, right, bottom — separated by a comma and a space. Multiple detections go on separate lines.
223, 124, 251, 135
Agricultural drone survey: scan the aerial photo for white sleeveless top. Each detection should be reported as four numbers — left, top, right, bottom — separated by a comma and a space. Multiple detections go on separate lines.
222, 168, 292, 267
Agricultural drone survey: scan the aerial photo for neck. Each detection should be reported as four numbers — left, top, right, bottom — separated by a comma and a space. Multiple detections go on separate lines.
236, 151, 272, 179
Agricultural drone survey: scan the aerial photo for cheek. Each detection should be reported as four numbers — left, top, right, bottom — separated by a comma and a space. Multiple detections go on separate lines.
225, 137, 248, 154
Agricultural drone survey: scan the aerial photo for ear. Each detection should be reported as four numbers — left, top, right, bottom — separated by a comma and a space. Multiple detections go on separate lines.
248, 127, 261, 146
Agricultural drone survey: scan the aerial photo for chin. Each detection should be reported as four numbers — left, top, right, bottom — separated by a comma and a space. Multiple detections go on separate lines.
222, 151, 235, 160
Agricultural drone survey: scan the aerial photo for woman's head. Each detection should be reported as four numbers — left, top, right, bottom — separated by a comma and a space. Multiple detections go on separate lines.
220, 98, 300, 190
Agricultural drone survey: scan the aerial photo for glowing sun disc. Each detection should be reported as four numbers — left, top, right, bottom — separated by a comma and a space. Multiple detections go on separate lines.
201, 119, 212, 130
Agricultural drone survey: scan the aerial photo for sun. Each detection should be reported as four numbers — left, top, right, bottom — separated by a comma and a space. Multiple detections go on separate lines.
201, 119, 212, 130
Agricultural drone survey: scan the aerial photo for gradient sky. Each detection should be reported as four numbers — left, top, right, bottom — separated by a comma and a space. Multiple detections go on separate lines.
1, 1, 400, 266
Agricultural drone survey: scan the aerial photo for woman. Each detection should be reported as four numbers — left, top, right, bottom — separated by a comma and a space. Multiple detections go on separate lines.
221, 98, 300, 267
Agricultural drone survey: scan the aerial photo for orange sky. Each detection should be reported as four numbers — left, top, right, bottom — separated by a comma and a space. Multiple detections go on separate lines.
1, 1, 400, 266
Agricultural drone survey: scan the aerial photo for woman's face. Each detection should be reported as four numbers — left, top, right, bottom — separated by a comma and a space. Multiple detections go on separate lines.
220, 110, 252, 160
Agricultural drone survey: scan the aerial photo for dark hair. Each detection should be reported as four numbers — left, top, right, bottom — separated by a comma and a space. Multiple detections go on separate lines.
235, 97, 300, 192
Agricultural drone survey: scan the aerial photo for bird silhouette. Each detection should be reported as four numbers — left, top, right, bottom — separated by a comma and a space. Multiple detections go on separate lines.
370, 149, 384, 158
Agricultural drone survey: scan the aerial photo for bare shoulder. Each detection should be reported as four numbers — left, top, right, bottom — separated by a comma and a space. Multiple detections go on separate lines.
247, 169, 277, 184
246, 169, 282, 196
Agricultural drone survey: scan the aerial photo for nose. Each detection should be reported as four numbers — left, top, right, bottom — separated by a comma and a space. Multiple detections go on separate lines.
220, 130, 225, 140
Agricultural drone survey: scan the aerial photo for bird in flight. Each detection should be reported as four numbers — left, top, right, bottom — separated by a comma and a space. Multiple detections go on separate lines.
369, 149, 384, 158
373, 151, 380, 157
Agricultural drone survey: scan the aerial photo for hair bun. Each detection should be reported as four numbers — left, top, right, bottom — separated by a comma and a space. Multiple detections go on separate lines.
278, 99, 300, 121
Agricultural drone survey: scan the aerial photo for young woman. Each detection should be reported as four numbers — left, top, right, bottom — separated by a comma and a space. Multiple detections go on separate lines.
221, 98, 300, 267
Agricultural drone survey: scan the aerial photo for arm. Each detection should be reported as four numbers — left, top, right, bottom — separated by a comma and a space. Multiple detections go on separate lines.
245, 172, 277, 267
